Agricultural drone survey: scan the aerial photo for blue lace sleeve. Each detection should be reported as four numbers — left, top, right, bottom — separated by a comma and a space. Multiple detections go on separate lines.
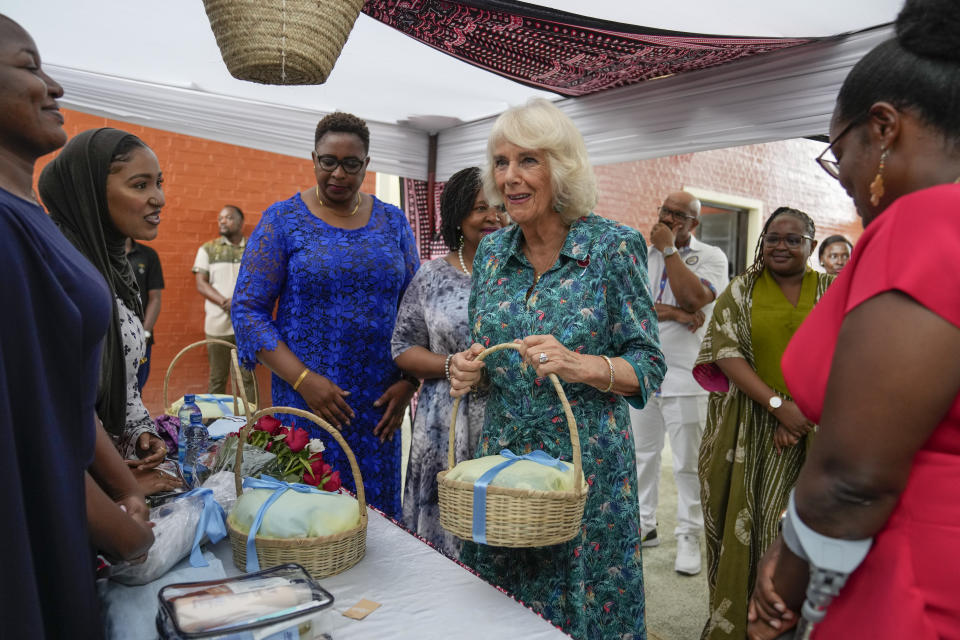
396, 204, 420, 296
231, 206, 289, 369
606, 227, 665, 409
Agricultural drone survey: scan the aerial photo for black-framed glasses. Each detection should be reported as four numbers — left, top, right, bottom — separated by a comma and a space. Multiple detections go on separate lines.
659, 206, 697, 223
315, 154, 366, 175
815, 116, 865, 180
762, 233, 814, 249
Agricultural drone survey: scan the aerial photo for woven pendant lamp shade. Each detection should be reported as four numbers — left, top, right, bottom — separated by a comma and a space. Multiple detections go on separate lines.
203, 0, 364, 85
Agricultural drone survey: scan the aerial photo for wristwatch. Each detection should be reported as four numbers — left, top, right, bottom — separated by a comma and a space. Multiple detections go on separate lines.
662, 246, 678, 258
768, 395, 783, 410
143, 330, 152, 339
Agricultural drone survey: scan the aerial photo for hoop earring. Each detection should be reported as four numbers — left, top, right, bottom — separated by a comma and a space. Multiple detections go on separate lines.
869, 148, 888, 207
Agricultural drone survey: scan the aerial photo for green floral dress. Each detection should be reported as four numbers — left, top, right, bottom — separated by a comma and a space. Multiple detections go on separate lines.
460, 214, 665, 640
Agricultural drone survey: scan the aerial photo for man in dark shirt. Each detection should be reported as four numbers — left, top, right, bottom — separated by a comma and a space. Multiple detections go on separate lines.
125, 238, 164, 391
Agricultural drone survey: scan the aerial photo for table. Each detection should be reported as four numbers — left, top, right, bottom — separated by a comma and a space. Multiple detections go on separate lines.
102, 505, 571, 640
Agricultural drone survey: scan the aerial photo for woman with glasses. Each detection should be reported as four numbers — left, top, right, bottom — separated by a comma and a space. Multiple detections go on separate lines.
391, 166, 503, 557
691, 206, 833, 640
747, 0, 960, 638
232, 112, 420, 519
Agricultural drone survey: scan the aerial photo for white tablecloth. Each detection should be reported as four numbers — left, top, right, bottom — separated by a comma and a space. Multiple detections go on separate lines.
102, 505, 570, 640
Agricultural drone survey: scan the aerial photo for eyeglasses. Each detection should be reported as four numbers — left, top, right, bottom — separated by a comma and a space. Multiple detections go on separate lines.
815, 116, 864, 180
762, 233, 814, 249
315, 154, 366, 175
659, 206, 697, 223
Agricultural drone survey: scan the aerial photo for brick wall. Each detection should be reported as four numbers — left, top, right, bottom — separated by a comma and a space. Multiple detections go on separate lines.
36, 109, 377, 415
35, 111, 860, 414
593, 137, 863, 265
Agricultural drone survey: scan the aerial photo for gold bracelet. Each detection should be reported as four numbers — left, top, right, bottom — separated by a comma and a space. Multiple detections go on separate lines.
600, 355, 615, 393
292, 367, 311, 391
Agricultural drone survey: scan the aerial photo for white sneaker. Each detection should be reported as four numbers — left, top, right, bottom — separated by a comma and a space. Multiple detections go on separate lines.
641, 527, 660, 548
675, 534, 701, 575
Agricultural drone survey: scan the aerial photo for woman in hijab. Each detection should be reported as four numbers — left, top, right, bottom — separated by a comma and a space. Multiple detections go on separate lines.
39, 128, 181, 495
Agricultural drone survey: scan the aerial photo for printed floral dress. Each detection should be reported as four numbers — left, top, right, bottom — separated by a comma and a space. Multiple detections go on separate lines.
460, 214, 665, 640
392, 257, 486, 558
114, 298, 161, 459
232, 193, 419, 520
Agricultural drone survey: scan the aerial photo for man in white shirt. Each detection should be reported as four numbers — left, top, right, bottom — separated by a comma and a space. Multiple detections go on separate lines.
631, 191, 729, 576
193, 205, 255, 400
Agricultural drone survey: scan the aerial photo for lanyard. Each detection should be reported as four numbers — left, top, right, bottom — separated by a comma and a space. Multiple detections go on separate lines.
655, 246, 692, 304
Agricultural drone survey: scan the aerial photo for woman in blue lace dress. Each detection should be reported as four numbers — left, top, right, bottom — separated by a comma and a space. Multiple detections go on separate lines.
232, 112, 419, 519
392, 166, 503, 557
449, 99, 665, 640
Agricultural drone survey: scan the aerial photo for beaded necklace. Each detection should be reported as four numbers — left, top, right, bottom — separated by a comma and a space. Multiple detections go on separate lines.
457, 243, 471, 276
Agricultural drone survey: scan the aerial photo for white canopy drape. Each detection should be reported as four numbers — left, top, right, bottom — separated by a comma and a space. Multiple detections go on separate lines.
7, 1, 900, 180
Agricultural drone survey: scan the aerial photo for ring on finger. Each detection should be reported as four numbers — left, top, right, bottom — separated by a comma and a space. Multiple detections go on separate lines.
538, 352, 549, 364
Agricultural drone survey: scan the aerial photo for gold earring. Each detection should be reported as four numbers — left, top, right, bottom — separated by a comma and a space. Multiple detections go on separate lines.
869, 148, 888, 207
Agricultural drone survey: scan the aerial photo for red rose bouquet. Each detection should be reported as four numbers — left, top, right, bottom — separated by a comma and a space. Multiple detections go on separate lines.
239, 415, 341, 491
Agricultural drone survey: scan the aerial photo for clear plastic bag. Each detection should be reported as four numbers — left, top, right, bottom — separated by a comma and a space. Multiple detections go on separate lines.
156, 564, 333, 639
208, 434, 277, 479
111, 472, 238, 585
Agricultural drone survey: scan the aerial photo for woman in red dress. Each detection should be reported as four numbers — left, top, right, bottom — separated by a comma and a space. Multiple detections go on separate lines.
747, 0, 960, 638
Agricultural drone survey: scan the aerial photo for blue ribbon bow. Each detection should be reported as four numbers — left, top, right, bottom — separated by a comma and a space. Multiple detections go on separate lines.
472, 449, 570, 544
171, 488, 227, 567
241, 476, 338, 572
194, 394, 234, 416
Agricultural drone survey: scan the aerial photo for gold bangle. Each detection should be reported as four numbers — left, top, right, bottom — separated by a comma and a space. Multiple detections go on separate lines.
292, 367, 311, 391
600, 355, 615, 393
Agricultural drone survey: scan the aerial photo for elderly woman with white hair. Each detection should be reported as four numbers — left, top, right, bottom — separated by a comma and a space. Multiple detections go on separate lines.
449, 99, 665, 640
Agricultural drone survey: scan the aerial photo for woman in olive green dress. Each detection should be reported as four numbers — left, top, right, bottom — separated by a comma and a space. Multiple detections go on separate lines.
692, 207, 833, 639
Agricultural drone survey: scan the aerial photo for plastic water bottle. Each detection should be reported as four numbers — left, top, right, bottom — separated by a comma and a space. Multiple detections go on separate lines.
177, 394, 202, 469
182, 413, 209, 489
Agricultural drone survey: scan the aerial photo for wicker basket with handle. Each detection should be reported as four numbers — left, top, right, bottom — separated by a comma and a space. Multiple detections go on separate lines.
162, 338, 259, 418
202, 0, 365, 85
437, 342, 588, 547
226, 406, 367, 578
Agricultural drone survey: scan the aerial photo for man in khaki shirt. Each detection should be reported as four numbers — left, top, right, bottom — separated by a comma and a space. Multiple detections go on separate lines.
193, 205, 256, 400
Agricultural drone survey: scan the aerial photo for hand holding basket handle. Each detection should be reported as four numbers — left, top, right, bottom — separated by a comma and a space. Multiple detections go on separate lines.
448, 344, 486, 397
446, 342, 582, 484
451, 335, 617, 397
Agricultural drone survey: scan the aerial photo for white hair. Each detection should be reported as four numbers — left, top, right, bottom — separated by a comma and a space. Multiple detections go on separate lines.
482, 98, 597, 224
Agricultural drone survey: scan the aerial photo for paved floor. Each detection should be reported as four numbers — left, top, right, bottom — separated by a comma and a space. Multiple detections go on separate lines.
401, 415, 709, 639
641, 438, 709, 639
